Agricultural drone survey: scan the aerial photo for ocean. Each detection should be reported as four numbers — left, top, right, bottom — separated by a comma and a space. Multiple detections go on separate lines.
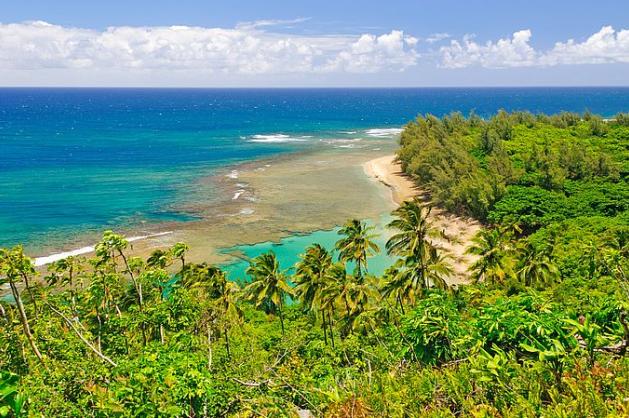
1, 87, 628, 275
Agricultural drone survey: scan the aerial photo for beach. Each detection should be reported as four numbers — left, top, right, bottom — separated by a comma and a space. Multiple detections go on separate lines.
362, 154, 481, 284
30, 149, 480, 285
362, 154, 418, 205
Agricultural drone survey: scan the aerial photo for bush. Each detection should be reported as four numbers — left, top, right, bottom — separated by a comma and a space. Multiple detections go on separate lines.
402, 293, 467, 365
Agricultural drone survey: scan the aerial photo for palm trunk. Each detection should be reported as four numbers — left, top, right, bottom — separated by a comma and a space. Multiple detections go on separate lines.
207, 324, 213, 370
328, 310, 335, 349
223, 326, 231, 359
278, 302, 285, 336
397, 293, 405, 315
9, 280, 44, 363
321, 310, 328, 345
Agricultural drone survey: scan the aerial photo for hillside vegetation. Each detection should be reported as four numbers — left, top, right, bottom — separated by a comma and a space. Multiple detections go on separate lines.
1, 112, 628, 417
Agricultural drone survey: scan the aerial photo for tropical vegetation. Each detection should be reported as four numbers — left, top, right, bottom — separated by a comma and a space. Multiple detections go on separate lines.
1, 112, 628, 417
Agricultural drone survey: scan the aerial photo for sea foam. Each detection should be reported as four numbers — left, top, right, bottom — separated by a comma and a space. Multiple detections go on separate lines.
232, 189, 246, 200
365, 128, 403, 137
248, 134, 309, 143
34, 231, 173, 267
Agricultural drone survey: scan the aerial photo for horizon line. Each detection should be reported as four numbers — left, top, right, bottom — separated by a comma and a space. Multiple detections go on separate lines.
2, 85, 629, 89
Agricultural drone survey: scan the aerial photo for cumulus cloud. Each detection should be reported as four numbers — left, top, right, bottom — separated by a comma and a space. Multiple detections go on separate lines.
543, 26, 629, 65
440, 30, 537, 68
440, 26, 629, 69
0, 20, 418, 74
322, 30, 419, 73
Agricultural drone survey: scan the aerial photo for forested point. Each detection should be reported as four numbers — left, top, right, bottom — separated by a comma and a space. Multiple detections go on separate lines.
1, 111, 628, 417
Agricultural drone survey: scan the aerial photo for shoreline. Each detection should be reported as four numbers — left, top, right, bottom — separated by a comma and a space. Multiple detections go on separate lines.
33, 231, 174, 267
31, 151, 481, 286
362, 154, 481, 284
29, 137, 399, 269
30, 150, 481, 286
362, 155, 419, 205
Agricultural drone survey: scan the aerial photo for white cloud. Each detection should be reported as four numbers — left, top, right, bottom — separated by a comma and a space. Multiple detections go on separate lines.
440, 26, 629, 69
440, 30, 537, 68
0, 21, 418, 75
542, 26, 629, 65
425, 33, 450, 44
322, 30, 418, 73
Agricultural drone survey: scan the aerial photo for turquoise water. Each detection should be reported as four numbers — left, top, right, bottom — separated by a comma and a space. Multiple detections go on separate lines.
2, 87, 628, 256
220, 214, 395, 283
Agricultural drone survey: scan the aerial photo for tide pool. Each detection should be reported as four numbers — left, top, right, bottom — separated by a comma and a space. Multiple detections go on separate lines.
220, 214, 396, 283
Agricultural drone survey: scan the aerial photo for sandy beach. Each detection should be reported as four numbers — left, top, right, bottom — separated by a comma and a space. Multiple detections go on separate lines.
362, 155, 418, 205
363, 154, 481, 284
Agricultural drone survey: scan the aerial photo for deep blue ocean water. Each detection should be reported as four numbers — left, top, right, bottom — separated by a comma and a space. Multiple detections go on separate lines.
1, 87, 628, 253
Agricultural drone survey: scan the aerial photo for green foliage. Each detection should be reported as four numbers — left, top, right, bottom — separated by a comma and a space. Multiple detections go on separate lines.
398, 112, 627, 224
1, 111, 628, 416
402, 293, 466, 365
0, 372, 26, 417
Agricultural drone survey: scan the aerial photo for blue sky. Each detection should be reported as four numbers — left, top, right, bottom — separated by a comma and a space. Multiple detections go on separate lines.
1, 0, 628, 86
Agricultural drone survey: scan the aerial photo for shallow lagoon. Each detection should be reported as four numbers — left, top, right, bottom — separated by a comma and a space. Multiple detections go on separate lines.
219, 214, 396, 283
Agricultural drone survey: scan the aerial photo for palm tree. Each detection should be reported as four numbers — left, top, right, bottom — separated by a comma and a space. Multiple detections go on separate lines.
245, 252, 292, 335
321, 262, 353, 317
216, 279, 241, 359
383, 247, 452, 306
466, 228, 511, 284
318, 261, 353, 346
386, 199, 437, 259
338, 277, 377, 336
181, 262, 222, 293
380, 266, 406, 314
294, 244, 333, 344
317, 260, 380, 337
336, 219, 380, 279
179, 263, 241, 361
95, 231, 143, 310
147, 249, 171, 270
383, 199, 452, 307
424, 247, 454, 290
517, 243, 559, 287
170, 243, 189, 273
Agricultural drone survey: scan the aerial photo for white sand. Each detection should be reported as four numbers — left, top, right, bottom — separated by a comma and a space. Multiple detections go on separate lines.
363, 155, 481, 284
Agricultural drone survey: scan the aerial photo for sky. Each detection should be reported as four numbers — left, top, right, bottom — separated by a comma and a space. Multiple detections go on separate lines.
0, 0, 628, 87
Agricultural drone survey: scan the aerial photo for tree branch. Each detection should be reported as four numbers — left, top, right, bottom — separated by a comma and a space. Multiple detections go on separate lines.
48, 304, 117, 367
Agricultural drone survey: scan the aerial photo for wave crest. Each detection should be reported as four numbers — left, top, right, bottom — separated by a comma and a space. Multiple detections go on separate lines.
248, 134, 309, 143
365, 128, 403, 137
